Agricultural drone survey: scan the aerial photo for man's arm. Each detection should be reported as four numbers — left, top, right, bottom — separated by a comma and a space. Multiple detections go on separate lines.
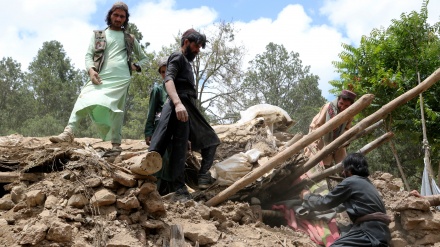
164, 79, 188, 122
302, 179, 351, 211
132, 38, 148, 70
84, 34, 102, 85
309, 103, 329, 132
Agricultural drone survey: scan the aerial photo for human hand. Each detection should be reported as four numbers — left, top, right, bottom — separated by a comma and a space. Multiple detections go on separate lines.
300, 189, 310, 200
175, 102, 188, 122
145, 136, 151, 145
409, 190, 422, 198
89, 68, 102, 85
131, 63, 141, 72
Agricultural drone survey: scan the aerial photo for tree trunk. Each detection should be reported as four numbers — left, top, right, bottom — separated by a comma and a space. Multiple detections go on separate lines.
389, 140, 411, 191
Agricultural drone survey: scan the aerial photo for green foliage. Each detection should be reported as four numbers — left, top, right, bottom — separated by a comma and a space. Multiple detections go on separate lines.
331, 0, 440, 187
27, 40, 86, 122
0, 57, 35, 135
123, 54, 158, 139
241, 42, 326, 133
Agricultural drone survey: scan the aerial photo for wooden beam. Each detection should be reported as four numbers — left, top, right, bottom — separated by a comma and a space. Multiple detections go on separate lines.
205, 94, 375, 207
289, 67, 440, 186
293, 132, 395, 193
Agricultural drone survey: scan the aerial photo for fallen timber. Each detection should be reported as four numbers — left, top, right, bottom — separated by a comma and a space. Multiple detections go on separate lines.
206, 93, 375, 206
236, 125, 390, 206
206, 67, 440, 207
253, 120, 386, 204
287, 67, 440, 193
286, 131, 395, 198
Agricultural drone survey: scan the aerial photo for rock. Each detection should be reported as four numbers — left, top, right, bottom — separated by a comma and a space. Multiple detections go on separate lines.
112, 170, 137, 187
68, 194, 89, 209
11, 185, 26, 204
391, 237, 408, 247
139, 182, 156, 195
372, 179, 387, 190
90, 189, 116, 207
106, 228, 143, 247
46, 220, 73, 242
96, 205, 117, 220
0, 196, 15, 210
25, 190, 46, 207
19, 222, 48, 245
84, 177, 102, 188
400, 210, 440, 231
195, 203, 211, 220
393, 196, 430, 211
380, 173, 394, 181
45, 195, 59, 209
138, 191, 165, 217
182, 221, 221, 245
116, 194, 140, 210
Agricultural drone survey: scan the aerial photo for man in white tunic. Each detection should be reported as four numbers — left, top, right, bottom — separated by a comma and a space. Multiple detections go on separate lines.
50, 2, 147, 153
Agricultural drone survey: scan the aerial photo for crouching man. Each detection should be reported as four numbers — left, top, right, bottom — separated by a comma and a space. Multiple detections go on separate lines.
301, 153, 391, 246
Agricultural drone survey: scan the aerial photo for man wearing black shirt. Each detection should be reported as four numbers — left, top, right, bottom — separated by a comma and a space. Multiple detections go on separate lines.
301, 153, 391, 246
148, 29, 220, 201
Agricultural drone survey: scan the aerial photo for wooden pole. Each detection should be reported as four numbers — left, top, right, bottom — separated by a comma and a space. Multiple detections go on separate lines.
341, 119, 384, 147
293, 132, 394, 193
418, 71, 434, 194
288, 68, 440, 186
205, 94, 375, 207
389, 140, 411, 191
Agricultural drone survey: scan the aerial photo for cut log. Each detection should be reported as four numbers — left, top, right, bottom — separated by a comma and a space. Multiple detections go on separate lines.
0, 172, 18, 183
127, 152, 162, 175
206, 94, 375, 207
0, 172, 45, 183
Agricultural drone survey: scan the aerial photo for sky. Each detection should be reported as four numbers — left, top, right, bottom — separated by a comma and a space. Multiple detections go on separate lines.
2, 0, 440, 100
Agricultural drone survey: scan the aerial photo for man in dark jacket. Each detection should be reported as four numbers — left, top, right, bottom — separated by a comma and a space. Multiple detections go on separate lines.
301, 153, 391, 246
147, 28, 220, 201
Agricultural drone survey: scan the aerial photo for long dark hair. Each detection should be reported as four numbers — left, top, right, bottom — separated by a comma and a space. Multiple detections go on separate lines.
105, 4, 130, 29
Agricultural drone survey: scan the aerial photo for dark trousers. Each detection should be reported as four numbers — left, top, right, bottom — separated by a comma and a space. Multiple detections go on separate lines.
150, 97, 219, 189
149, 99, 188, 189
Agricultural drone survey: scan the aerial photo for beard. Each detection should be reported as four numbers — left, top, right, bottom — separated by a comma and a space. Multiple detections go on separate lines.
184, 45, 197, 62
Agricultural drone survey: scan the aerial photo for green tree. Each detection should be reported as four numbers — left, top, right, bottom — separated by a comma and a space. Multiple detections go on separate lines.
24, 40, 87, 136
0, 57, 35, 135
241, 42, 326, 133
330, 0, 440, 187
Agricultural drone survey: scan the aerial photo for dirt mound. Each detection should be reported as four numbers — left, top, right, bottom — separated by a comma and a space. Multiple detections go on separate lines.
0, 135, 314, 246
